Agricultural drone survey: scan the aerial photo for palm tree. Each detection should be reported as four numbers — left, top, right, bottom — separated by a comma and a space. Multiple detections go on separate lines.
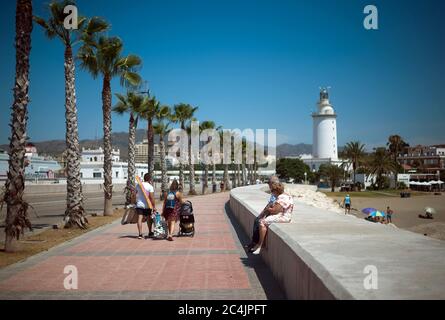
199, 121, 217, 194
153, 106, 174, 199
4, 0, 33, 252
219, 129, 231, 191
113, 92, 148, 205
34, 1, 108, 228
319, 164, 344, 192
137, 96, 160, 181
387, 134, 409, 168
368, 147, 396, 190
342, 141, 366, 185
78, 36, 142, 216
173, 103, 198, 194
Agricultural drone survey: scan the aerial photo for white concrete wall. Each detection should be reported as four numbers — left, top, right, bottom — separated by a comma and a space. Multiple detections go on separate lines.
230, 184, 445, 300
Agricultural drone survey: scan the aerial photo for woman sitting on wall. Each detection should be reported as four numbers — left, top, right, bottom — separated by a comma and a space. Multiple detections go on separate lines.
251, 182, 294, 255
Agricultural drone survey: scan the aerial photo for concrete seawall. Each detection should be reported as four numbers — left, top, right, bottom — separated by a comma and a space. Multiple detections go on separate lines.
230, 184, 445, 300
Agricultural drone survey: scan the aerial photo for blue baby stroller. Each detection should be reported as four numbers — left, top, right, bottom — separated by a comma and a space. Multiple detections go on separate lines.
152, 211, 167, 240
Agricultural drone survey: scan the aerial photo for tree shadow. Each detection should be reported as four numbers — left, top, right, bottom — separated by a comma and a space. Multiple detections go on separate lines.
224, 202, 285, 300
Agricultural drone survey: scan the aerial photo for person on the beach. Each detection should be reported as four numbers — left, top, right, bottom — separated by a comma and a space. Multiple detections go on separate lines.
251, 182, 293, 255
135, 173, 156, 239
386, 206, 393, 223
162, 179, 183, 241
344, 194, 351, 214
245, 175, 280, 252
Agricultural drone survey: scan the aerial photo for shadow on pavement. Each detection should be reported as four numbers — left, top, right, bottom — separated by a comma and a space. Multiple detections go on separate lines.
224, 202, 285, 300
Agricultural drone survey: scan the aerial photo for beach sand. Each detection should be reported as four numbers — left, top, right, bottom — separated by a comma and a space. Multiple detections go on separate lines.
284, 184, 445, 241
332, 194, 445, 240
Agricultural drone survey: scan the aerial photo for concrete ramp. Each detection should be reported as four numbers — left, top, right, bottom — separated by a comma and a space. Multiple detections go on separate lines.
230, 184, 445, 300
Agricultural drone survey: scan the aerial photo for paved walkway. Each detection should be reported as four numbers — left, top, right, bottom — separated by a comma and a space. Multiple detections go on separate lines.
0, 193, 284, 300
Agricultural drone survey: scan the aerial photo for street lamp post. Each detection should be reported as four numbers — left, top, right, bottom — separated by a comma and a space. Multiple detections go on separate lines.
304, 172, 307, 185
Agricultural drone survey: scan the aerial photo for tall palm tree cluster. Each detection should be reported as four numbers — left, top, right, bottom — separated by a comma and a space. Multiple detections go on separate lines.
335, 135, 409, 191
3, 0, 258, 252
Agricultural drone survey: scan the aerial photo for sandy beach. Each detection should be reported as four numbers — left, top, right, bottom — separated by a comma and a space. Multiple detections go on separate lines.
332, 194, 445, 240
285, 184, 445, 241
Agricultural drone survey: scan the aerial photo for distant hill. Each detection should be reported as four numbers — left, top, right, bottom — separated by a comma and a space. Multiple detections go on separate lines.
276, 143, 312, 158
1, 132, 340, 162
0, 129, 155, 162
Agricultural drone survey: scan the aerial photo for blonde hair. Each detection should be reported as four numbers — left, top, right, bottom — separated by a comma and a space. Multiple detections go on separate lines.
270, 182, 284, 196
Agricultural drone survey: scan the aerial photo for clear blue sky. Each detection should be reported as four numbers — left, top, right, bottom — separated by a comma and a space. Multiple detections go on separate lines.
1, 0, 444, 150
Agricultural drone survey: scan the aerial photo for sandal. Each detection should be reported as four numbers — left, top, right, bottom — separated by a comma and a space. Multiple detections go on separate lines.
167, 236, 173, 241
138, 234, 143, 239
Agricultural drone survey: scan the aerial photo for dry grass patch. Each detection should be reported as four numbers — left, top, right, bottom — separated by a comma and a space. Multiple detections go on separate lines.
0, 209, 123, 269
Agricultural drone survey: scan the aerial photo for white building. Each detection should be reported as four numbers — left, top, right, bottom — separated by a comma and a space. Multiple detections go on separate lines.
81, 147, 120, 163
299, 88, 343, 172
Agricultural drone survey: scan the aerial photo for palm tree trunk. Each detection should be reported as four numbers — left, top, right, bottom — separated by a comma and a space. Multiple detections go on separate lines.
102, 74, 113, 216
223, 164, 230, 191
212, 162, 216, 192
188, 134, 197, 195
236, 164, 241, 186
202, 165, 209, 194
125, 113, 137, 206
4, 0, 33, 252
147, 118, 154, 181
63, 44, 87, 229
179, 122, 185, 189
159, 134, 168, 200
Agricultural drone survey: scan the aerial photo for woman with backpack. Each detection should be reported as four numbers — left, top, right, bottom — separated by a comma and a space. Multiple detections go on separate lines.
162, 179, 183, 241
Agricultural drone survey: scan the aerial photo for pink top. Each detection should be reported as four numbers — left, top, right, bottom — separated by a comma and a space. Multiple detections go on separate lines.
276, 193, 294, 219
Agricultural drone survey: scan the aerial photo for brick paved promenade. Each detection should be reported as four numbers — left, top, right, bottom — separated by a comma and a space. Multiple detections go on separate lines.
0, 193, 284, 300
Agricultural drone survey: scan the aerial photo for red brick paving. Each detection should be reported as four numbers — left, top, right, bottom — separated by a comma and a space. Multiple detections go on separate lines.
0, 192, 260, 297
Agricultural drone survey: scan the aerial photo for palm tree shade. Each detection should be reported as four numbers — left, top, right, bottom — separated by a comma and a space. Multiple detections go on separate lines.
4, 0, 33, 252
113, 92, 149, 205
320, 164, 345, 192
342, 141, 366, 184
173, 103, 198, 194
78, 35, 142, 215
34, 1, 109, 228
153, 106, 174, 199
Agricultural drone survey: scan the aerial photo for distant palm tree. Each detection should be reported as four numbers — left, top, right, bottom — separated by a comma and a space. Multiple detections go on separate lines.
153, 106, 174, 199
113, 92, 148, 205
199, 121, 216, 194
320, 164, 345, 192
387, 134, 409, 163
173, 103, 198, 194
138, 96, 160, 181
368, 147, 397, 190
78, 36, 142, 216
219, 130, 231, 191
4, 0, 33, 252
342, 141, 366, 184
34, 0, 108, 228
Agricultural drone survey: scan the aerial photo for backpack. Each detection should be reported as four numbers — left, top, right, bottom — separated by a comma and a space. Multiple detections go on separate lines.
166, 191, 176, 209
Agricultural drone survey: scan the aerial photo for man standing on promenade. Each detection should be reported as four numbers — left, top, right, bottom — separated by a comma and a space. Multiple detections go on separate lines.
245, 175, 280, 251
344, 194, 351, 214
135, 173, 157, 239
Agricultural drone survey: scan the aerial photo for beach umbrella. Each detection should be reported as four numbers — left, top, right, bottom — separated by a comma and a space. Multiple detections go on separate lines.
438, 180, 444, 185
409, 181, 419, 185
425, 207, 437, 214
369, 210, 386, 217
362, 208, 378, 214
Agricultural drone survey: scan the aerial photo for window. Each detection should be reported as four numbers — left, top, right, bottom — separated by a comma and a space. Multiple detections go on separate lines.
93, 172, 102, 178
94, 157, 97, 162
115, 171, 119, 178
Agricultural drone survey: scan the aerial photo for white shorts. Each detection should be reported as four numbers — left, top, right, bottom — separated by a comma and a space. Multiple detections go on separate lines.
260, 214, 291, 227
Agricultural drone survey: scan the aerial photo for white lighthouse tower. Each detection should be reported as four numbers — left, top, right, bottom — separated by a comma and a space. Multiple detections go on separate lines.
312, 87, 338, 160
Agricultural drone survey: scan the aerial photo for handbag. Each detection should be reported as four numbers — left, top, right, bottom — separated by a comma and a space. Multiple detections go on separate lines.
121, 207, 139, 225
